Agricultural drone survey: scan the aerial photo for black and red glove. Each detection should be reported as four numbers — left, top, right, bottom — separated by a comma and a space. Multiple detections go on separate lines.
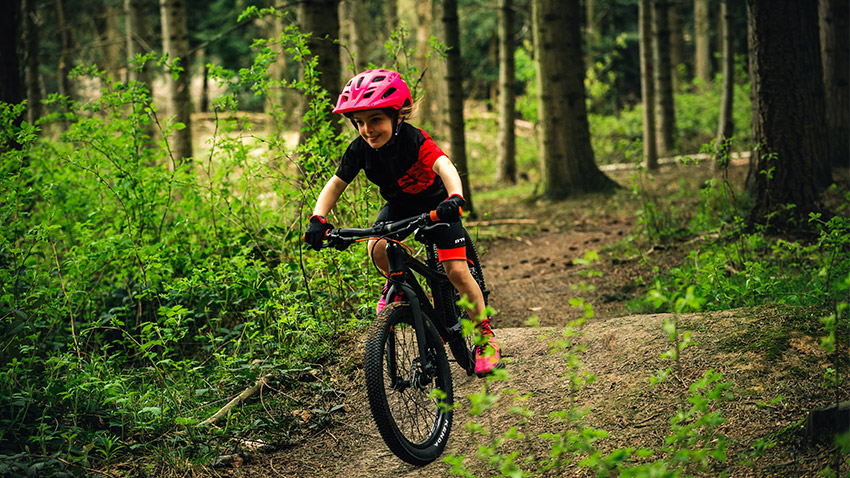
435, 194, 465, 222
303, 215, 333, 251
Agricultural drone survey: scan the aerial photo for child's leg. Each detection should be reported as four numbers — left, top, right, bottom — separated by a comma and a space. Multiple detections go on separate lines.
442, 259, 486, 321
367, 238, 389, 276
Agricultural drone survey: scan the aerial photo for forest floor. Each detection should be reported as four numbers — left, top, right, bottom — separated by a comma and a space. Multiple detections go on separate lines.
178, 161, 847, 477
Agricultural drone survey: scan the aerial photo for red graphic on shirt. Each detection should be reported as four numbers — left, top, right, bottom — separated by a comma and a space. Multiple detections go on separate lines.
397, 132, 443, 194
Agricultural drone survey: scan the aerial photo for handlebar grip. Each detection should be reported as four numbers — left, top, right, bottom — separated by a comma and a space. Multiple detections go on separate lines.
429, 210, 440, 222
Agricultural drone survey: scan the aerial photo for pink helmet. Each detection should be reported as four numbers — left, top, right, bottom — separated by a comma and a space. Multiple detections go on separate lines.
332, 69, 412, 115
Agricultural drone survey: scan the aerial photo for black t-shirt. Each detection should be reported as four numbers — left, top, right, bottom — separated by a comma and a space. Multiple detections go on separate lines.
335, 122, 448, 211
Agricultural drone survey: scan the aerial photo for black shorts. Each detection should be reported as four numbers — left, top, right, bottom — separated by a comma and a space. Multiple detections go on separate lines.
374, 202, 468, 262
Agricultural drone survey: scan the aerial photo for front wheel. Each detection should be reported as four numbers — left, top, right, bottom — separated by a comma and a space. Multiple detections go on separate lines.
364, 302, 454, 466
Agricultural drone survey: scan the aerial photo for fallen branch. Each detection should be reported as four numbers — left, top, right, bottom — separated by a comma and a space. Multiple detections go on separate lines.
466, 218, 539, 227
198, 374, 275, 428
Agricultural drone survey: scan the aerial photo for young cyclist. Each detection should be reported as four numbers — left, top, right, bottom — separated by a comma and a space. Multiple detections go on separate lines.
302, 68, 501, 376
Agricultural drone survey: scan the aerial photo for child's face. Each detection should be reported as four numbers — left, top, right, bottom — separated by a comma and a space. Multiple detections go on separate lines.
352, 109, 395, 149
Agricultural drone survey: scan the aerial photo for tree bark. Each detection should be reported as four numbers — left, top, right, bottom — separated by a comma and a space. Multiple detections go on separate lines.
532, 0, 617, 199
1, 0, 23, 150
694, 0, 712, 84
640, 0, 659, 169
386, 0, 398, 35
442, 0, 475, 214
819, 0, 850, 169
747, 0, 830, 231
297, 0, 341, 145
415, 0, 434, 128
160, 0, 193, 165
714, 0, 734, 171
94, 3, 123, 81
668, 0, 684, 86
126, 0, 153, 86
56, 0, 75, 102
496, 0, 517, 183
653, 0, 676, 155
21, 0, 43, 123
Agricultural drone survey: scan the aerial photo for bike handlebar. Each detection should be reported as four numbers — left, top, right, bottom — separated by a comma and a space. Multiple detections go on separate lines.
323, 210, 446, 250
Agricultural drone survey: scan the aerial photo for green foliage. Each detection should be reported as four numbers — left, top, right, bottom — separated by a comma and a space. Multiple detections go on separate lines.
0, 15, 379, 474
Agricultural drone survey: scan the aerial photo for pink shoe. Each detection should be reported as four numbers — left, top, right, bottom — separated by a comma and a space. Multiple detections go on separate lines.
376, 280, 404, 315
474, 320, 502, 377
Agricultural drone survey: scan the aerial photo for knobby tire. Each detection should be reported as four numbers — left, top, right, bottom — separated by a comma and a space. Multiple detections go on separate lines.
364, 302, 454, 466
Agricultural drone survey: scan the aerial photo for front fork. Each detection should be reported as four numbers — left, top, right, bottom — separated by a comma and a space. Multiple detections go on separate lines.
384, 241, 436, 380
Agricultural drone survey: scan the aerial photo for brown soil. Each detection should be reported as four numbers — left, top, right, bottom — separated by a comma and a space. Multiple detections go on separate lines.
194, 163, 848, 477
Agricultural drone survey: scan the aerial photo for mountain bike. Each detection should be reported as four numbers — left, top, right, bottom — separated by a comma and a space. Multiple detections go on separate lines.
323, 211, 489, 465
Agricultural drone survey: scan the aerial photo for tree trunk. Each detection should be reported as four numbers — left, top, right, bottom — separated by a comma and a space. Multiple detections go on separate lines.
694, 0, 712, 84
126, 0, 153, 86
496, 0, 516, 183
160, 0, 193, 165
56, 0, 75, 102
94, 3, 123, 81
442, 0, 475, 214
297, 0, 341, 150
126, 0, 155, 141
532, 0, 617, 199
819, 0, 850, 169
338, 0, 370, 73
1, 0, 22, 144
640, 0, 659, 169
415, 0, 434, 128
668, 0, 685, 86
653, 0, 676, 156
747, 0, 830, 231
714, 0, 734, 171
21, 0, 43, 124
386, 0, 398, 35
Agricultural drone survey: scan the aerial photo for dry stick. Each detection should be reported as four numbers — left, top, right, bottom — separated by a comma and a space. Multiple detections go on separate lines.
198, 374, 275, 427
50, 238, 81, 362
465, 218, 539, 227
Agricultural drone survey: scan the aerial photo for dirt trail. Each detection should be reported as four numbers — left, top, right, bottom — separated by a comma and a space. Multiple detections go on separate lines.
218, 215, 842, 477
207, 162, 847, 476
228, 312, 837, 477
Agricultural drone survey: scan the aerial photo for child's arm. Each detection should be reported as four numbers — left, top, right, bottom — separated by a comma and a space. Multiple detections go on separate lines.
432, 155, 465, 220
432, 155, 463, 197
312, 175, 349, 217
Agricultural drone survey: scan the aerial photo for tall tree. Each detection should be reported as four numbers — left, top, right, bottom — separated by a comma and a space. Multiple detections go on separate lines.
714, 0, 733, 170
94, 3, 123, 80
747, 0, 830, 230
694, 0, 712, 84
640, 0, 659, 169
819, 0, 849, 168
415, 0, 434, 128
496, 0, 516, 183
668, 0, 685, 84
160, 0, 193, 165
653, 0, 676, 156
126, 0, 153, 86
339, 0, 370, 74
442, 0, 475, 213
532, 0, 617, 198
56, 0, 75, 102
21, 0, 43, 123
299, 0, 340, 130
1, 0, 22, 110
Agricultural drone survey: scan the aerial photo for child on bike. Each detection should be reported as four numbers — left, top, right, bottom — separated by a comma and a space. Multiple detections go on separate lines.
303, 68, 501, 376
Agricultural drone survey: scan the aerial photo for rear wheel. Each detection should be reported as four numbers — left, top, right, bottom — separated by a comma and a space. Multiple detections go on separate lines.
364, 302, 453, 466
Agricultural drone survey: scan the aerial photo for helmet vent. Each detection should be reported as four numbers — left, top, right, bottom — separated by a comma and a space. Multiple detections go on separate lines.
381, 87, 397, 99
372, 75, 386, 83
356, 77, 364, 88
363, 91, 374, 99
